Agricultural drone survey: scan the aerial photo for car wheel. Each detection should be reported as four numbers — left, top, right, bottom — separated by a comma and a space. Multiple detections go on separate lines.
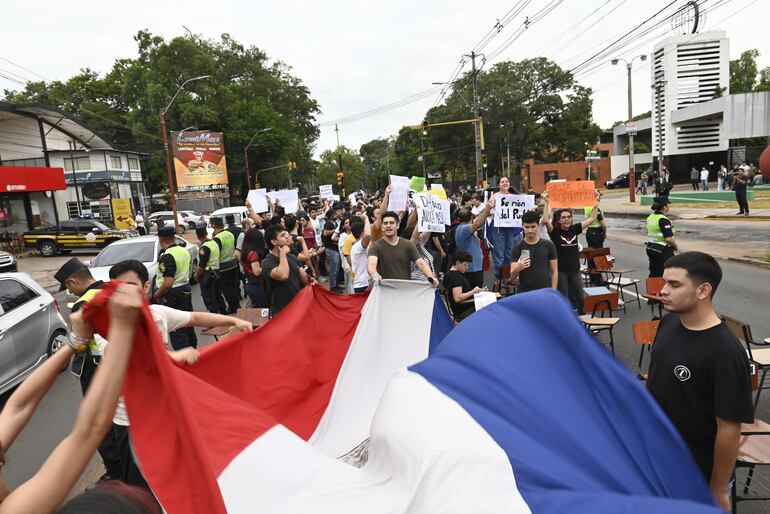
189, 222, 196, 230
38, 240, 58, 257
47, 330, 69, 371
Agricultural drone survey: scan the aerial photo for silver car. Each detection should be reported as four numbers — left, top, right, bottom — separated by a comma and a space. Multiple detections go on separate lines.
88, 234, 199, 296
0, 273, 68, 395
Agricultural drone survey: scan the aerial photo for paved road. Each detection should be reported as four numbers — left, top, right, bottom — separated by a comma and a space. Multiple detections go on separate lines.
5, 243, 770, 508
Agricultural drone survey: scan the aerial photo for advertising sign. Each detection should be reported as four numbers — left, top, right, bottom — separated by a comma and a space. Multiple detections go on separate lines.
171, 131, 229, 189
111, 198, 134, 229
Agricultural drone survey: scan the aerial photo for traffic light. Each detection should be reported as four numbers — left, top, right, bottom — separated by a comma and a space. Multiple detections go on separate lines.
337, 171, 345, 187
421, 120, 429, 136
287, 161, 297, 170
482, 154, 488, 169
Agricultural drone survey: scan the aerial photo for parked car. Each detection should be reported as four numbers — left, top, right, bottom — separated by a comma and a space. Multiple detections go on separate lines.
88, 235, 198, 297
147, 212, 189, 233
179, 211, 209, 230
605, 173, 630, 189
0, 251, 17, 273
22, 219, 139, 257
209, 206, 250, 227
0, 273, 68, 394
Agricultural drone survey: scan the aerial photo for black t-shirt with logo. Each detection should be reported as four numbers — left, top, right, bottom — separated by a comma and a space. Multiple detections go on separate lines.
646, 314, 754, 479
549, 223, 583, 272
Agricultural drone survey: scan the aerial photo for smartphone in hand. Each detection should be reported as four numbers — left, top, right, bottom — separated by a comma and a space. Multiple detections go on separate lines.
520, 249, 530, 261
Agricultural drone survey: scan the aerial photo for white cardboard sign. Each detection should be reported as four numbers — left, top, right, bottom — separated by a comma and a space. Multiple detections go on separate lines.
415, 193, 447, 233
246, 188, 269, 213
319, 184, 334, 200
493, 194, 535, 228
388, 175, 409, 212
267, 189, 300, 214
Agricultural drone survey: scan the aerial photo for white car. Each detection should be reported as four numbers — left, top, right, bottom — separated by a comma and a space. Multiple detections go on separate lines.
209, 206, 250, 227
0, 273, 68, 395
179, 211, 209, 230
88, 235, 198, 296
147, 212, 190, 233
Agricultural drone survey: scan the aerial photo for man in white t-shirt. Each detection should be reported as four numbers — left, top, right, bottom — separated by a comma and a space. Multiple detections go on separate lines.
350, 212, 372, 293
72, 259, 254, 489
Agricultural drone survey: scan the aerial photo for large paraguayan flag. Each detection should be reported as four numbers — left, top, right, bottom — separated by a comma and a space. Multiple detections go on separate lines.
84, 281, 722, 514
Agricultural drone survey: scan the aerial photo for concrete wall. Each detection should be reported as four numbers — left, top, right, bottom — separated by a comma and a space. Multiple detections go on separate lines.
611, 153, 653, 178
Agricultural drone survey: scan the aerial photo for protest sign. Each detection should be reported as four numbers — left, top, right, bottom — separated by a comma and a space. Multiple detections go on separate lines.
267, 189, 300, 213
545, 181, 595, 208
415, 193, 447, 233
389, 175, 409, 211
493, 194, 535, 227
319, 184, 334, 200
409, 176, 426, 192
246, 188, 269, 213
429, 184, 447, 200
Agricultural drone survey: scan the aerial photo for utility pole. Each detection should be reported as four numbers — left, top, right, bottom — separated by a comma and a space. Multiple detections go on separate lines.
468, 51, 483, 186
627, 61, 636, 202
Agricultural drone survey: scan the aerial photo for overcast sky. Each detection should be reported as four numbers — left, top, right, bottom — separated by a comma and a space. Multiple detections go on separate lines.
2, 0, 767, 158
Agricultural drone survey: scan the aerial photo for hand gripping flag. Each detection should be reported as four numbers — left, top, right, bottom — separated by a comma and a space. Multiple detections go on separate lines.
83, 282, 722, 514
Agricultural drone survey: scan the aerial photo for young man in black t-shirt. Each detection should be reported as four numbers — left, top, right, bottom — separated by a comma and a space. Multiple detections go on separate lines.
542, 194, 599, 314
510, 211, 558, 292
646, 252, 753, 511
262, 225, 310, 317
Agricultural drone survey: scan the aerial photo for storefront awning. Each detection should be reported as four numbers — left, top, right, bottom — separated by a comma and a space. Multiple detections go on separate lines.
0, 166, 66, 192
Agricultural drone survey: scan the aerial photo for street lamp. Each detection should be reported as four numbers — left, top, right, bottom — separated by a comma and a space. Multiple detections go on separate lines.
611, 54, 647, 202
159, 75, 210, 233
244, 127, 273, 190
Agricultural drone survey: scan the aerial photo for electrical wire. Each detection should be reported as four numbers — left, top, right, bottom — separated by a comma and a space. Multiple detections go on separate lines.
319, 86, 442, 127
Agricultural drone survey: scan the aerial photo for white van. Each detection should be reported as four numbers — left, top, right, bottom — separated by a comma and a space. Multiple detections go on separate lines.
209, 206, 250, 227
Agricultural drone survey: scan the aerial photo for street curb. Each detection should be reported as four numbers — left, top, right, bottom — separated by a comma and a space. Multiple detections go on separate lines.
725, 257, 770, 269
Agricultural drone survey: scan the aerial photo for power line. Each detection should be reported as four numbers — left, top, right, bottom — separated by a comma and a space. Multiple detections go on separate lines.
319, 87, 442, 127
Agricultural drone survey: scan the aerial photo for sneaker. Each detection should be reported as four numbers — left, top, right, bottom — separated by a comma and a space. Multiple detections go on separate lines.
318, 276, 328, 283
736, 212, 744, 215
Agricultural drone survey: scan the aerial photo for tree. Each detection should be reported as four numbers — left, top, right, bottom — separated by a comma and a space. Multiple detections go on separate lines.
730, 49, 760, 94
359, 138, 394, 191
3, 31, 320, 201
316, 146, 365, 195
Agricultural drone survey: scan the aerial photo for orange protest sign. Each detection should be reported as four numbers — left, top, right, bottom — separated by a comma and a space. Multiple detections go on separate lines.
545, 181, 596, 208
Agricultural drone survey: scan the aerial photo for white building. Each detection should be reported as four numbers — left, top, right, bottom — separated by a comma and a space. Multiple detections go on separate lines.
611, 31, 770, 181
0, 102, 148, 232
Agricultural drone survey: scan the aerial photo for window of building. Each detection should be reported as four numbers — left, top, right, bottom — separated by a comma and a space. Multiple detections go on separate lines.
63, 157, 91, 172
110, 156, 122, 168
0, 157, 46, 167
128, 157, 139, 170
544, 170, 559, 183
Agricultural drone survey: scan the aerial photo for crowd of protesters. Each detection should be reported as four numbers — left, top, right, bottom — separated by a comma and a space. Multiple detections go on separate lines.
0, 176, 754, 513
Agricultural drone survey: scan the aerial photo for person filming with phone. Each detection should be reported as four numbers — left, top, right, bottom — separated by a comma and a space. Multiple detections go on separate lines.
510, 210, 558, 293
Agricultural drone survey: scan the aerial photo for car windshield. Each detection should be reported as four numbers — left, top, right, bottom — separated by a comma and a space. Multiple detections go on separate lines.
91, 241, 156, 267
91, 221, 112, 231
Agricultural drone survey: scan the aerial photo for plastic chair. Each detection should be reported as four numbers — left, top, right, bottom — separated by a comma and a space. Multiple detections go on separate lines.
632, 320, 659, 380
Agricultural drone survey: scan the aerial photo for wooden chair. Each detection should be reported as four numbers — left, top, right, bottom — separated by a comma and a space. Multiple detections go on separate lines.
643, 277, 665, 319
579, 292, 620, 354
632, 320, 659, 380
581, 247, 611, 286
442, 288, 466, 324
723, 315, 769, 410
492, 264, 517, 296
591, 255, 640, 312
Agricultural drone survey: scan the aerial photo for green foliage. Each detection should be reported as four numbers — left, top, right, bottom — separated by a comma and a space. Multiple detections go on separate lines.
730, 49, 760, 94
2, 31, 320, 200
359, 138, 394, 191
316, 146, 365, 195
623, 141, 651, 154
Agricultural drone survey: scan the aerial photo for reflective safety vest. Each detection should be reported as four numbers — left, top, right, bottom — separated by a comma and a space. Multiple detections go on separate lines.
584, 207, 603, 228
202, 239, 220, 271
646, 212, 674, 245
77, 288, 102, 356
214, 230, 236, 262
156, 245, 191, 288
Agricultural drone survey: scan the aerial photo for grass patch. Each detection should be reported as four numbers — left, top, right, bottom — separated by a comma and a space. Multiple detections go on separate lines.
766, 249, 770, 264
663, 190, 770, 209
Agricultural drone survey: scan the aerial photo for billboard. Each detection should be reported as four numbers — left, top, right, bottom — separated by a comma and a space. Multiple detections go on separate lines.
171, 131, 229, 189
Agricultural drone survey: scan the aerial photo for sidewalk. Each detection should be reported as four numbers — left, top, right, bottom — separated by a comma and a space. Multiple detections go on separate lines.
599, 185, 770, 220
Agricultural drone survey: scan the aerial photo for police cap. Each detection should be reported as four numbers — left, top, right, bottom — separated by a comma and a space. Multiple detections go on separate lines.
158, 226, 176, 238
54, 257, 88, 291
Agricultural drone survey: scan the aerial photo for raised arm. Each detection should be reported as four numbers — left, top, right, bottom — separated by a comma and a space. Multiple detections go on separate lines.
0, 283, 141, 513
470, 196, 494, 233
580, 202, 599, 230
245, 200, 263, 228
360, 212, 371, 248
542, 193, 554, 233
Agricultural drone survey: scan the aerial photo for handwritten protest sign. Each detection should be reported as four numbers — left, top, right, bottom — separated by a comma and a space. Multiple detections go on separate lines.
246, 188, 269, 213
389, 175, 409, 211
493, 194, 535, 227
429, 183, 447, 200
266, 189, 300, 213
409, 176, 426, 192
415, 193, 447, 233
545, 181, 596, 208
319, 184, 333, 200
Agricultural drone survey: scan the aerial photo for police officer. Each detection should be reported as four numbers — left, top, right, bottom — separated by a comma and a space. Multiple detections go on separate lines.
211, 217, 241, 314
194, 226, 226, 314
53, 257, 121, 483
584, 192, 608, 286
154, 226, 197, 349
645, 197, 678, 277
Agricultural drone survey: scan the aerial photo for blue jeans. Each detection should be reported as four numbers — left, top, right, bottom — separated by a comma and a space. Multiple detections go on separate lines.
487, 227, 522, 279
702, 179, 709, 190
326, 250, 340, 289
